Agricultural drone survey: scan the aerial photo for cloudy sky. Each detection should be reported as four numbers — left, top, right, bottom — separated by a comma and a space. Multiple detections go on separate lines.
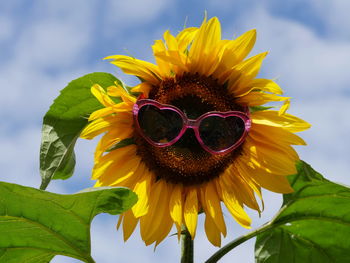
1, 0, 350, 262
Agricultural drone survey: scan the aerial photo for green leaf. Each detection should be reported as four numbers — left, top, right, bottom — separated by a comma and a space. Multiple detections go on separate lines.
40, 72, 121, 189
255, 161, 350, 263
0, 181, 137, 263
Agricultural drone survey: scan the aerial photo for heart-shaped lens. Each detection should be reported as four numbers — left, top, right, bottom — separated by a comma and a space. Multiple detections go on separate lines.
198, 115, 245, 152
138, 105, 184, 144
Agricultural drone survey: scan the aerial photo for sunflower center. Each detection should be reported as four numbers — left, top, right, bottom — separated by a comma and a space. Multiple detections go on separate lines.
134, 73, 245, 185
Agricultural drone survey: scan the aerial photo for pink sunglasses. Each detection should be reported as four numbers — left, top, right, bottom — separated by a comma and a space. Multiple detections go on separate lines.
133, 99, 251, 155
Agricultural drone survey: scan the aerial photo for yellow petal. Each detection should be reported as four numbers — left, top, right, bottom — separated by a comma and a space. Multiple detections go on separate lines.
237, 92, 290, 106
93, 148, 123, 178
122, 210, 139, 241
117, 214, 123, 230
132, 167, 153, 217
164, 30, 179, 51
93, 130, 133, 162
248, 131, 300, 160
108, 83, 137, 104
105, 55, 161, 85
204, 183, 227, 236
228, 52, 268, 95
233, 164, 263, 203
188, 16, 208, 62
81, 115, 119, 139
161, 30, 188, 73
88, 107, 114, 121
236, 158, 293, 193
89, 106, 132, 123
251, 123, 306, 145
131, 82, 152, 97
115, 161, 144, 189
184, 188, 199, 239
216, 178, 251, 228
189, 17, 221, 74
154, 221, 173, 248
107, 157, 141, 186
140, 180, 173, 245
251, 110, 311, 133
176, 27, 198, 52
153, 50, 187, 71
229, 29, 256, 63
279, 99, 290, 115
222, 169, 260, 212
154, 197, 174, 247
169, 184, 183, 229
91, 84, 115, 107
236, 78, 283, 97
204, 214, 221, 247
203, 40, 230, 76
153, 30, 189, 74
80, 119, 110, 140
253, 172, 294, 194
93, 145, 137, 181
81, 115, 132, 140
152, 39, 172, 77
214, 29, 256, 77
242, 138, 297, 175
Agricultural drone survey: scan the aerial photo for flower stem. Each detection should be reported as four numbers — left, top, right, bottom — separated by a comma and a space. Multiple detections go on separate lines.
204, 222, 275, 263
181, 225, 193, 263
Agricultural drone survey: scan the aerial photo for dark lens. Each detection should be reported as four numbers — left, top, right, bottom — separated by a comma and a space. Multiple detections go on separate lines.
137, 105, 183, 144
199, 116, 245, 152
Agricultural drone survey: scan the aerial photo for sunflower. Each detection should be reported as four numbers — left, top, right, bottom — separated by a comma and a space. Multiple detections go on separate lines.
80, 17, 310, 247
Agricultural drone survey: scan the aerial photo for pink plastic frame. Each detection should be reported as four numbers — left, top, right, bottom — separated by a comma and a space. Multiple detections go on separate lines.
133, 99, 251, 155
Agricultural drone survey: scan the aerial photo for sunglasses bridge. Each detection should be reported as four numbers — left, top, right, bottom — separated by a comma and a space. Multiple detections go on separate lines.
184, 118, 197, 128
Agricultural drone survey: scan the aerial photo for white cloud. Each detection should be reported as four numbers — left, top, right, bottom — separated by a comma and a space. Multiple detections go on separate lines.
0, 127, 41, 187
0, 124, 88, 195
229, 5, 350, 97
52, 256, 81, 263
0, 0, 102, 198
0, 1, 98, 124
10, 1, 94, 69
292, 97, 350, 184
308, 0, 350, 40
0, 15, 14, 41
14, 21, 89, 69
105, 0, 174, 26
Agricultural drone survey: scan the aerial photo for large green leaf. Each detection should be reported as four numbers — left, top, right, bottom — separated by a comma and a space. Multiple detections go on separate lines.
40, 72, 121, 189
255, 161, 350, 263
0, 181, 137, 263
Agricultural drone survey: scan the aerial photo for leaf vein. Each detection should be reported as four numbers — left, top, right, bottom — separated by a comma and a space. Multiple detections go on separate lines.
1, 215, 89, 259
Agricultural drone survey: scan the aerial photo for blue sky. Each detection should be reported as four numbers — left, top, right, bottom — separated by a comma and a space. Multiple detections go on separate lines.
1, 0, 350, 262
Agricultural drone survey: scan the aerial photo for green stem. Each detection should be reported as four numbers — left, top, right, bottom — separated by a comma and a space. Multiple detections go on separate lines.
181, 226, 194, 263
205, 222, 275, 263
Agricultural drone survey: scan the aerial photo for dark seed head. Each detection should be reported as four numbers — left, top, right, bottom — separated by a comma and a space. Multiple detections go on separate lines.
134, 73, 245, 185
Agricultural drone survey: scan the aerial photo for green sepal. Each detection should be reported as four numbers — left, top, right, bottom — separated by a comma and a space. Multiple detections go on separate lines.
249, 105, 273, 113
107, 138, 135, 152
